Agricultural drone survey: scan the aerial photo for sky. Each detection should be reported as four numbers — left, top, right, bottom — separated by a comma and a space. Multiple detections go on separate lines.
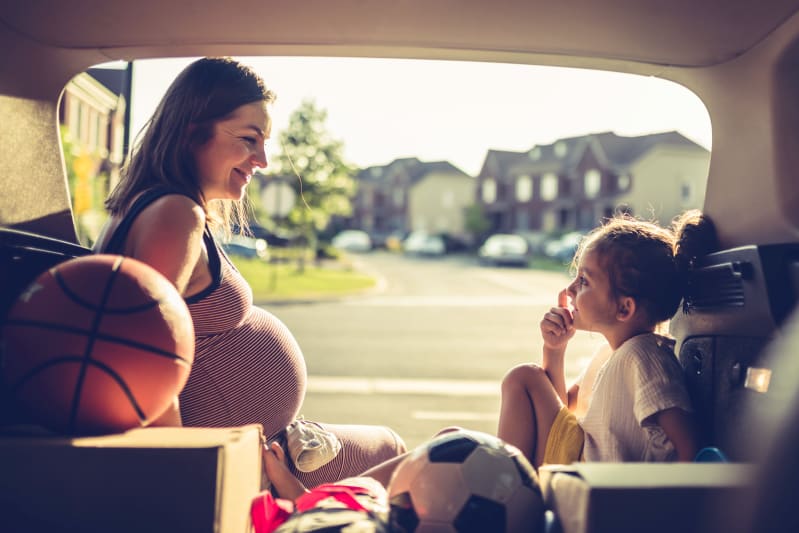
129, 56, 712, 177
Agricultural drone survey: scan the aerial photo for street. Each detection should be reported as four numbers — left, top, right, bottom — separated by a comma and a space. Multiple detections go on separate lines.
264, 251, 605, 449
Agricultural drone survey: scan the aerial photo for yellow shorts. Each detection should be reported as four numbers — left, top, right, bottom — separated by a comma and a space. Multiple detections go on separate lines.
542, 406, 585, 465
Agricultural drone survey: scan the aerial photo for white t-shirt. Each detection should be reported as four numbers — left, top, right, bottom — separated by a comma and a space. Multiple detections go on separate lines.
578, 332, 692, 462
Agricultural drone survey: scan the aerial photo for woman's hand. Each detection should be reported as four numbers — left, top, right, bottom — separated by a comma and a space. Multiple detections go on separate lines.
540, 289, 575, 350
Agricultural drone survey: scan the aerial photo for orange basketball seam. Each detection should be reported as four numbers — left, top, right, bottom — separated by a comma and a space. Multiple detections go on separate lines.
53, 263, 163, 314
67, 256, 123, 433
9, 356, 148, 424
4, 319, 193, 365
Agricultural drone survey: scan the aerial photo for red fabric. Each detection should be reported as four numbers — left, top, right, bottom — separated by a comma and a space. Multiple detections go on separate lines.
294, 483, 371, 513
251, 491, 294, 533
251, 483, 375, 532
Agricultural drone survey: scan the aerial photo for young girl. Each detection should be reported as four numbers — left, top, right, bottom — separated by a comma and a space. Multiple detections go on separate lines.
262, 211, 716, 499
497, 210, 717, 468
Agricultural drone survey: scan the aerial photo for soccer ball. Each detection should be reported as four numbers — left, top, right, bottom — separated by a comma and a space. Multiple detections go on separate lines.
387, 429, 544, 532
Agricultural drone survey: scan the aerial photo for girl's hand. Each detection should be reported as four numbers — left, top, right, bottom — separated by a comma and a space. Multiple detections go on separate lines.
540, 289, 575, 349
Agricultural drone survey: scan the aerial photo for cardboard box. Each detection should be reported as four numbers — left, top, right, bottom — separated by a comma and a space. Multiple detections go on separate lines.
0, 424, 263, 533
539, 463, 754, 533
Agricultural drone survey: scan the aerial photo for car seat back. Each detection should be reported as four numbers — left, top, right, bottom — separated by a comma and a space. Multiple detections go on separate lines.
670, 243, 799, 459
0, 227, 90, 425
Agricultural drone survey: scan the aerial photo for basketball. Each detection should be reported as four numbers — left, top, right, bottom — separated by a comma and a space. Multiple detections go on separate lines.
1, 254, 195, 435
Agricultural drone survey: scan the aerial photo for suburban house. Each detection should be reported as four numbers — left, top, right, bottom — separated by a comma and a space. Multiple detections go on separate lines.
60, 66, 129, 244
475, 131, 710, 240
351, 157, 475, 242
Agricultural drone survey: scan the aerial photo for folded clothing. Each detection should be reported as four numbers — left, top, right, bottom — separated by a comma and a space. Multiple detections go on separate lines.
286, 417, 343, 473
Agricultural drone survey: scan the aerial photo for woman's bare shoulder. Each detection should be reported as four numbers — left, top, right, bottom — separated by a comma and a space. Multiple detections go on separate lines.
142, 194, 206, 228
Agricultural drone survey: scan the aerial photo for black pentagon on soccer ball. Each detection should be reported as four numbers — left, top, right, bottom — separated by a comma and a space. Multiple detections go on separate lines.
389, 491, 420, 532
428, 432, 480, 463
453, 495, 506, 532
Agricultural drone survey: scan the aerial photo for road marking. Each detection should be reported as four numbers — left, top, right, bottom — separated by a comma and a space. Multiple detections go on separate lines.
412, 410, 498, 421
306, 376, 499, 396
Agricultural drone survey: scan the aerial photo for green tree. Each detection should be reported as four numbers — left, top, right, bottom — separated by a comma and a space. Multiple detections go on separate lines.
263, 99, 356, 267
464, 204, 492, 245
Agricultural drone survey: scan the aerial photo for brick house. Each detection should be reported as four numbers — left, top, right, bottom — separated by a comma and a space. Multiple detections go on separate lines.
352, 157, 474, 242
475, 131, 710, 239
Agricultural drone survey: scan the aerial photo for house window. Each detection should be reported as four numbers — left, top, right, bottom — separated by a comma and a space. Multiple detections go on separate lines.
681, 182, 693, 203
541, 173, 558, 201
584, 169, 601, 198
542, 210, 556, 232
516, 175, 533, 202
579, 206, 595, 228
554, 141, 568, 158
617, 174, 630, 191
516, 210, 530, 231
558, 208, 570, 227
393, 189, 404, 207
528, 147, 542, 160
482, 178, 497, 204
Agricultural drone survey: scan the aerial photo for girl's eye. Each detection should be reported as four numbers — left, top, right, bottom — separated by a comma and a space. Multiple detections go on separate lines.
241, 136, 256, 145
578, 276, 588, 286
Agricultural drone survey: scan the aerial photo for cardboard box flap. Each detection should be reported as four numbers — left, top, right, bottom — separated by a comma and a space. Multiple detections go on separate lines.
539, 463, 755, 533
0, 424, 264, 533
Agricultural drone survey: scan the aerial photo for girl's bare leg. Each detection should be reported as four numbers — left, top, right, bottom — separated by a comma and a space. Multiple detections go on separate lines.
262, 441, 309, 500
360, 426, 462, 487
497, 364, 564, 467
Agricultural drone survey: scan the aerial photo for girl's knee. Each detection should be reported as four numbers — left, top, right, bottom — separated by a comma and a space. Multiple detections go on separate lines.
433, 426, 464, 437
501, 363, 548, 392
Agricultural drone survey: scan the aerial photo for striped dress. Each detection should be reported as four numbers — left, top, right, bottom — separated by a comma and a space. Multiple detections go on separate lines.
100, 188, 406, 487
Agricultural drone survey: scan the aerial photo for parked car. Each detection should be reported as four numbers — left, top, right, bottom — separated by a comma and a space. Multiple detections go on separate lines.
544, 231, 584, 263
477, 233, 530, 266
331, 229, 372, 253
248, 224, 293, 247
222, 235, 268, 260
403, 231, 446, 256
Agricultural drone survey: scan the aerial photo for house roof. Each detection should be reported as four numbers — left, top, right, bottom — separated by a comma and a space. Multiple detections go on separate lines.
86, 67, 129, 98
478, 149, 528, 178
357, 157, 469, 184
593, 131, 705, 167
499, 130, 707, 178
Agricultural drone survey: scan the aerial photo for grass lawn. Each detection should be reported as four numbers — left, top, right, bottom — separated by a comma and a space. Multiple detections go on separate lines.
230, 249, 569, 302
231, 255, 377, 302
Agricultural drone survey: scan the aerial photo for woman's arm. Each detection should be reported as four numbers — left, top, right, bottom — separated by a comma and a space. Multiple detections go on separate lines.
125, 195, 207, 296
654, 407, 698, 461
124, 195, 206, 429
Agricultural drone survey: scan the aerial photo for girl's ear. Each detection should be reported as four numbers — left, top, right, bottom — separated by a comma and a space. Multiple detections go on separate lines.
616, 296, 637, 322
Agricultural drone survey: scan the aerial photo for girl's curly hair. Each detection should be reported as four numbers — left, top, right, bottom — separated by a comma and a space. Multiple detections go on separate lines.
572, 210, 717, 324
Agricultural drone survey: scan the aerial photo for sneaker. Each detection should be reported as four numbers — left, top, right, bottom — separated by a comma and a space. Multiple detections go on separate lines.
285, 417, 342, 472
